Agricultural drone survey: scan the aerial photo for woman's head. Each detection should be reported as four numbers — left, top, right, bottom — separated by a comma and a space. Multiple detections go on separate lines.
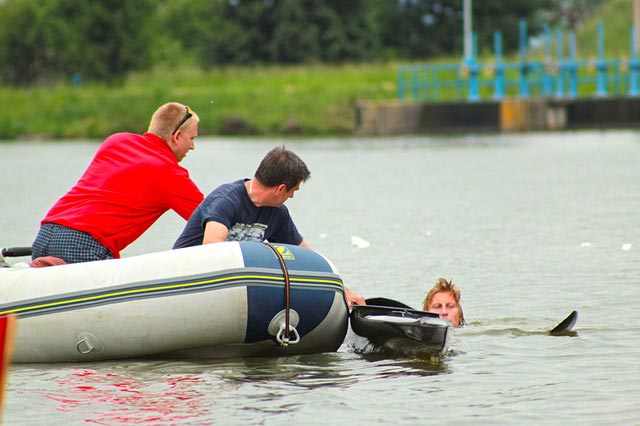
422, 278, 465, 327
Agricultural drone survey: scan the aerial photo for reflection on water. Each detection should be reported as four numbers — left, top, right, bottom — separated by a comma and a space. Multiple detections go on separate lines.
460, 311, 580, 337
459, 325, 578, 338
47, 368, 213, 424
12, 352, 451, 424
345, 332, 453, 363
200, 354, 360, 388
354, 355, 449, 378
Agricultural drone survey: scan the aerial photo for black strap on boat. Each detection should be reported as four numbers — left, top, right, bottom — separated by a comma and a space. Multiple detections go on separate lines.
263, 242, 291, 344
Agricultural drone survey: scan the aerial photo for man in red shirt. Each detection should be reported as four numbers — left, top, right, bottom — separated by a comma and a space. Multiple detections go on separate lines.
31, 102, 204, 263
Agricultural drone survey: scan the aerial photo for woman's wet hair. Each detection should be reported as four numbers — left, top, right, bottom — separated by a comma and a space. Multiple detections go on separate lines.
423, 277, 466, 326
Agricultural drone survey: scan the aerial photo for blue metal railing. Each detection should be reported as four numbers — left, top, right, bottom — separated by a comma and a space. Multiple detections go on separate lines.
398, 20, 640, 102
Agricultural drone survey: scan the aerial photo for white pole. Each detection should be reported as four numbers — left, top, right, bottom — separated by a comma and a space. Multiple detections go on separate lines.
634, 0, 640, 55
464, 0, 472, 59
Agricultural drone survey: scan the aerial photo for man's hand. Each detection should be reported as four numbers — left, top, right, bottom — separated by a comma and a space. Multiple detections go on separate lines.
344, 287, 365, 309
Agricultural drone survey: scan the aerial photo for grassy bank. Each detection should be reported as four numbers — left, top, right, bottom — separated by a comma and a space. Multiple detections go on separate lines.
0, 63, 400, 140
1, 0, 631, 141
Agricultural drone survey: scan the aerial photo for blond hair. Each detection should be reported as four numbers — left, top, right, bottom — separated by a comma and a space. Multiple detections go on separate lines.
148, 102, 200, 141
423, 277, 465, 326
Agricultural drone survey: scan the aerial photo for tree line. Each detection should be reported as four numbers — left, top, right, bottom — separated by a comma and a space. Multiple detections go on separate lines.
0, 0, 599, 86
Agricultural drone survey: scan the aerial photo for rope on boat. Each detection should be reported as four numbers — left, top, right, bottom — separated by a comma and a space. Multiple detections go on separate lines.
263, 242, 298, 346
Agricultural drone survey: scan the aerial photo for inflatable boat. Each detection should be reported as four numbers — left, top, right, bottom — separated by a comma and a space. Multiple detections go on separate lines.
348, 298, 452, 358
0, 242, 348, 362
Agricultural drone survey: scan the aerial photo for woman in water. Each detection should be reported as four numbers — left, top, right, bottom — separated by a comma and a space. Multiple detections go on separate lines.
423, 277, 465, 328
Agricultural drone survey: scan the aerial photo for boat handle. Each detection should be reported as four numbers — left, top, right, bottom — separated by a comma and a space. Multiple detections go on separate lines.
264, 242, 294, 345
76, 337, 95, 354
276, 325, 300, 346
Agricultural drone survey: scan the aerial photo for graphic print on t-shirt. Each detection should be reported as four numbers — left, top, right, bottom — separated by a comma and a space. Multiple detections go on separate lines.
228, 222, 268, 242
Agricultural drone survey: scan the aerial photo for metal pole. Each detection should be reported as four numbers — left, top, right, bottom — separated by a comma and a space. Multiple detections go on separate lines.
629, 27, 639, 96
631, 0, 640, 97
493, 31, 504, 100
568, 31, 578, 98
556, 28, 565, 98
467, 33, 479, 101
542, 26, 553, 96
634, 0, 640, 56
519, 19, 529, 98
596, 21, 607, 97
464, 0, 472, 60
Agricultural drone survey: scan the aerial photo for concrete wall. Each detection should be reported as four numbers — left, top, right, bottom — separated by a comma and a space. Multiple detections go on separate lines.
355, 97, 640, 135
564, 98, 640, 129
421, 102, 500, 133
355, 100, 423, 136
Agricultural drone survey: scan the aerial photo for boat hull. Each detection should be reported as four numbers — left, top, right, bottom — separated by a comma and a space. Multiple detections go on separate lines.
0, 242, 349, 362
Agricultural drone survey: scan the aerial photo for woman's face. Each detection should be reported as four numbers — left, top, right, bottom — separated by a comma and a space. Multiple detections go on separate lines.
428, 291, 461, 327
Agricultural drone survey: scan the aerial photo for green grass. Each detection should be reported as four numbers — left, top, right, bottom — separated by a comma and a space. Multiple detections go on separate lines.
0, 63, 400, 140
576, 0, 634, 59
0, 0, 632, 141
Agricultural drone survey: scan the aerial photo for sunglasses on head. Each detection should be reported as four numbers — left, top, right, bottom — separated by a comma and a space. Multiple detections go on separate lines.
172, 105, 194, 135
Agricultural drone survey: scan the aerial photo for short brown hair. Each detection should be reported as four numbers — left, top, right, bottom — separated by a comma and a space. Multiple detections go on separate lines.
254, 145, 310, 190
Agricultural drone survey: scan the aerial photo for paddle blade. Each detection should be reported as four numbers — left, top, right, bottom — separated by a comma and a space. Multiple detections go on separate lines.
550, 310, 578, 336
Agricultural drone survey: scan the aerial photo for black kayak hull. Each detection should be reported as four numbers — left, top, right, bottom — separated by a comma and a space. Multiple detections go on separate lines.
349, 304, 452, 358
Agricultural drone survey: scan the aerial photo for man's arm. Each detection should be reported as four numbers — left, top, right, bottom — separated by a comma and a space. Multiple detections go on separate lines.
344, 287, 365, 308
203, 221, 229, 244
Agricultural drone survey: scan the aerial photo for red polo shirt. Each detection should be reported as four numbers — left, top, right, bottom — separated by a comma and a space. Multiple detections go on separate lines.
43, 132, 204, 257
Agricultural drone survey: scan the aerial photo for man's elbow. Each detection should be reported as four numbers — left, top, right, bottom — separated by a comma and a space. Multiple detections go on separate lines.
299, 240, 313, 249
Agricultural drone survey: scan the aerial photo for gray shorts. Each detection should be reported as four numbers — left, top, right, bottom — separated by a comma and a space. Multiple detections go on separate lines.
31, 223, 114, 264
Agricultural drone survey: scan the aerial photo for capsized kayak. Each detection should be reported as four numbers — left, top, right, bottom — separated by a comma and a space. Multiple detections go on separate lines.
348, 301, 452, 358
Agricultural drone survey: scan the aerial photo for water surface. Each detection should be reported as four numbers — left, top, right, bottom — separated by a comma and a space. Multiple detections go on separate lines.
1, 131, 638, 425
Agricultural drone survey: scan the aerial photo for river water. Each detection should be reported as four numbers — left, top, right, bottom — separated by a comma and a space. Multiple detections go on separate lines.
1, 131, 638, 425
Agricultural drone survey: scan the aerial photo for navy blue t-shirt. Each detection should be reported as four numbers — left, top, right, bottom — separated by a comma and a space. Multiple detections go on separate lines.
173, 179, 303, 248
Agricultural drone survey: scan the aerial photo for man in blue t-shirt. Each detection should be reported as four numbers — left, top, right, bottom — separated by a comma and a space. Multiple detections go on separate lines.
173, 145, 311, 249
173, 145, 364, 307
